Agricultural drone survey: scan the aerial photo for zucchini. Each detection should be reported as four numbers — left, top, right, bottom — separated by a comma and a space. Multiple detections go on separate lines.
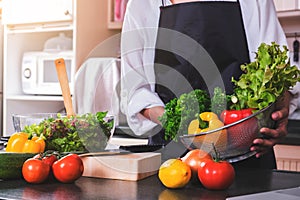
0, 152, 35, 180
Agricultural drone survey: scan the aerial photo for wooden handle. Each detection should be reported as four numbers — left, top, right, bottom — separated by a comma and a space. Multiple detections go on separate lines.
55, 58, 75, 117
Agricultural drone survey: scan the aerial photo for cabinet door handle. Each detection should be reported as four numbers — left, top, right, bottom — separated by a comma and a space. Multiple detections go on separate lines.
64, 10, 70, 16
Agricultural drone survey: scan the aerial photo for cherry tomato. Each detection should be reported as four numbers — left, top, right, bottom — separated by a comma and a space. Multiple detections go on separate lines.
43, 154, 58, 167
181, 149, 212, 179
34, 153, 59, 181
198, 159, 235, 190
34, 152, 59, 167
22, 158, 50, 184
52, 154, 84, 183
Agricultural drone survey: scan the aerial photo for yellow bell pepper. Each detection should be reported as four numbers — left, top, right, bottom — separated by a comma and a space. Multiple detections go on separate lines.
188, 112, 224, 134
5, 132, 28, 152
6, 132, 45, 153
31, 136, 46, 153
199, 112, 224, 133
188, 112, 227, 150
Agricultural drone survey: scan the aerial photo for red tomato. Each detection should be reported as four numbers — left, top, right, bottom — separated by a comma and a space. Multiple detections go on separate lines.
52, 154, 84, 183
181, 149, 212, 179
198, 159, 235, 190
34, 153, 58, 167
34, 153, 59, 181
42, 154, 58, 167
22, 158, 50, 184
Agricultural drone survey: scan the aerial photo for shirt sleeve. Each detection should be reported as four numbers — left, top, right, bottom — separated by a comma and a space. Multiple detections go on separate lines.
240, 0, 288, 61
120, 0, 165, 137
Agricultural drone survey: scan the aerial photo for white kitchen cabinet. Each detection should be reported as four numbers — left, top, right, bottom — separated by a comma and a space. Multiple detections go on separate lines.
2, 0, 121, 136
273, 0, 300, 19
2, 0, 73, 25
273, 0, 300, 12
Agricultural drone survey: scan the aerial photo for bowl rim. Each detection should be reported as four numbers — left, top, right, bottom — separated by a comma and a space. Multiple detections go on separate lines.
12, 113, 66, 118
180, 102, 275, 139
12, 113, 115, 117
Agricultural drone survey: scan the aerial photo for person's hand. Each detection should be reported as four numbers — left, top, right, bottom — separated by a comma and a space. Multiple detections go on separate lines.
250, 91, 292, 158
141, 106, 165, 125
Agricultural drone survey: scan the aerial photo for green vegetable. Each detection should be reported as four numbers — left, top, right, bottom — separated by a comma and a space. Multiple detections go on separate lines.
231, 42, 300, 110
0, 152, 35, 180
211, 87, 230, 116
159, 89, 211, 141
23, 112, 114, 153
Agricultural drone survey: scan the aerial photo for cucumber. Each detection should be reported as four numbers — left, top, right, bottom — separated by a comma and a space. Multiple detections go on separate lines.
0, 152, 35, 180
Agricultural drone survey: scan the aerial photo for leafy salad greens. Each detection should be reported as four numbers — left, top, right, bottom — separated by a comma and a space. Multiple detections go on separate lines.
23, 112, 114, 153
230, 42, 300, 110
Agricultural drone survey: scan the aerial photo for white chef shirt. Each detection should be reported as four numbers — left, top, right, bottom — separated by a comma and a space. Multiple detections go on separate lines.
120, 0, 295, 137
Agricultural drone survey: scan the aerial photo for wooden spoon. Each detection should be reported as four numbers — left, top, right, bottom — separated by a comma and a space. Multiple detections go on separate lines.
55, 58, 75, 117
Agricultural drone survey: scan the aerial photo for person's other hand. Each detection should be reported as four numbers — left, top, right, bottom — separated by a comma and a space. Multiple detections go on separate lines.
250, 91, 292, 158
141, 106, 165, 125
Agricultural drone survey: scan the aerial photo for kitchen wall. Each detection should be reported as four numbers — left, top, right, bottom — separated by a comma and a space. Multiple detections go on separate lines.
279, 17, 300, 66
76, 0, 121, 69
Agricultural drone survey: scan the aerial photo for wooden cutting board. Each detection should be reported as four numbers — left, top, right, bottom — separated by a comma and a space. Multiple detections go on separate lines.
81, 152, 161, 181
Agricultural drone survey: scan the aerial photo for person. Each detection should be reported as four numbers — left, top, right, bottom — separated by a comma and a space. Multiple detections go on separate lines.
120, 0, 299, 168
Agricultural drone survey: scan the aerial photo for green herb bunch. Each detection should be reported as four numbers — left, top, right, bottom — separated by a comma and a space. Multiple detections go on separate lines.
159, 89, 211, 141
231, 42, 300, 110
23, 112, 114, 152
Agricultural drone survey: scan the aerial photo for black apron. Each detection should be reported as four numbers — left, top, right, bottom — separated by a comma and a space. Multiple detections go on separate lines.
151, 0, 276, 169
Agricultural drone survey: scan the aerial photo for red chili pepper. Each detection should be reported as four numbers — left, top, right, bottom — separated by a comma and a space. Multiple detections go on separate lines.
220, 108, 254, 125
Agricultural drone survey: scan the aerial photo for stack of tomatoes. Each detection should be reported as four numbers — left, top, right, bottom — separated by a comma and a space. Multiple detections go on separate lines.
22, 151, 84, 184
181, 149, 235, 190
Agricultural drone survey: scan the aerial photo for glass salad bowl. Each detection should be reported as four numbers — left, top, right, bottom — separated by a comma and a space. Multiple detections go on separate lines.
12, 112, 115, 153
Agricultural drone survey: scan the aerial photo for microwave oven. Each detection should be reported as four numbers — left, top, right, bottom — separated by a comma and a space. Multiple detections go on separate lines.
22, 51, 75, 95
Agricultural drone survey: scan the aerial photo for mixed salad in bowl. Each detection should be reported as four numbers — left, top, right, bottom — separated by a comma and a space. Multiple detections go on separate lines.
12, 111, 114, 153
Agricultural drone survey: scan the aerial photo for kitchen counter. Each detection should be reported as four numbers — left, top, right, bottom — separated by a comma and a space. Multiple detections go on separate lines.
0, 169, 300, 200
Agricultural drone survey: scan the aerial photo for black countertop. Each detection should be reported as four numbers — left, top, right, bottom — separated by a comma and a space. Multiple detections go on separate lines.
0, 169, 300, 200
